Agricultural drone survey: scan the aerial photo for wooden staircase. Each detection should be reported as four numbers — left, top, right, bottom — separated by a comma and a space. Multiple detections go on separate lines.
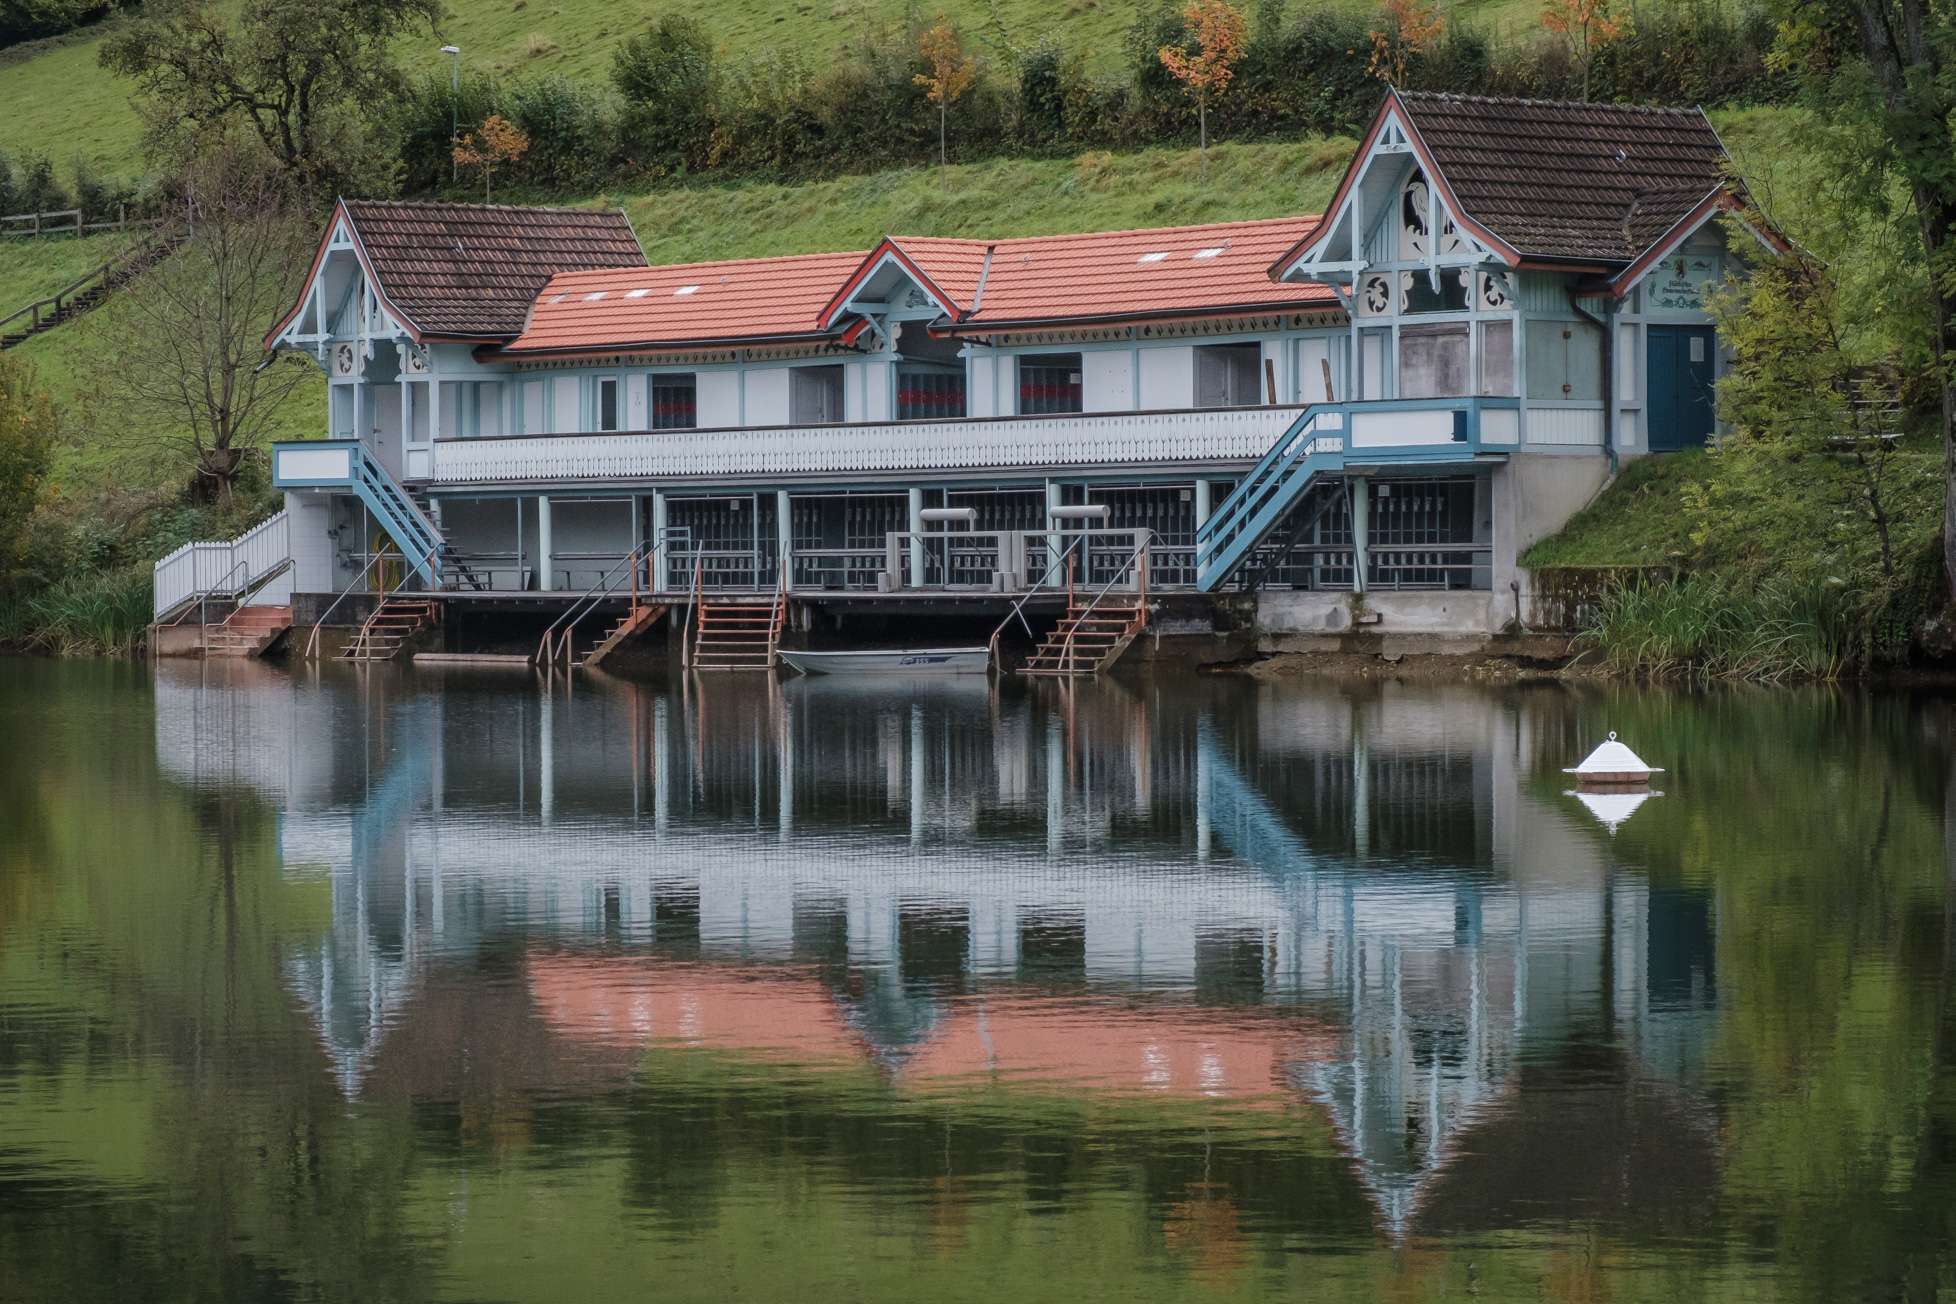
577, 602, 669, 670
688, 593, 785, 671
1019, 594, 1149, 677
0, 234, 180, 350
199, 604, 292, 659
336, 597, 438, 663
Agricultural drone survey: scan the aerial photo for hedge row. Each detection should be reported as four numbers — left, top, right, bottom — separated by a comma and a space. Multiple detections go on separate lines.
390, 0, 1788, 196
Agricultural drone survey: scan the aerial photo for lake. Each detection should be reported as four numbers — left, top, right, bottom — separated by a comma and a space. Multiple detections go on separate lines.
2, 656, 1953, 1302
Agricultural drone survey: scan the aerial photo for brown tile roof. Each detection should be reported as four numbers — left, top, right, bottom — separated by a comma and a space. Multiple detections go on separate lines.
342, 200, 646, 339
1397, 93, 1729, 263
505, 250, 869, 354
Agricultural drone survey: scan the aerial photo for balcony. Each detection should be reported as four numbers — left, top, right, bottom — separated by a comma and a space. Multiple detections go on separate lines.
421, 405, 1313, 486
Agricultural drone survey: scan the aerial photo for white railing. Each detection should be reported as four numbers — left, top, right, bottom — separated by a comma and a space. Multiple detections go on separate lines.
428, 406, 1308, 485
152, 510, 290, 619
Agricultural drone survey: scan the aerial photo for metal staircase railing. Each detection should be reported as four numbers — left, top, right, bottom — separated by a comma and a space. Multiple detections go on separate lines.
1195, 405, 1346, 592
348, 445, 443, 585
536, 537, 661, 669
304, 540, 440, 661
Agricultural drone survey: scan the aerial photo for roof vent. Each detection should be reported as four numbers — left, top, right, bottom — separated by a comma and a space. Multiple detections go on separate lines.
625, 288, 652, 299
1137, 251, 1170, 264
1192, 246, 1226, 260
674, 284, 700, 297
1614, 147, 1628, 164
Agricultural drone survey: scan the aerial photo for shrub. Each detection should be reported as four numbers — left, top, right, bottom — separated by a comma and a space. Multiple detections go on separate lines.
15, 152, 70, 213
504, 74, 622, 191
612, 14, 718, 177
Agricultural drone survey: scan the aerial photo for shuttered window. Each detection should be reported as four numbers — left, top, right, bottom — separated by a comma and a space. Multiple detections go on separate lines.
791, 365, 846, 424
1194, 344, 1262, 407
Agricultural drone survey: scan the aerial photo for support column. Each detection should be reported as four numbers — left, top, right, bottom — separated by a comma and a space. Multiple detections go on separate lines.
650, 489, 668, 594
907, 487, 925, 590
777, 489, 793, 590
1349, 476, 1369, 596
536, 495, 555, 593
1193, 479, 1213, 530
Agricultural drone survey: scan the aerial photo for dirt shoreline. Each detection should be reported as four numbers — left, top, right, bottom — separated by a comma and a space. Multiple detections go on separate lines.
1201, 646, 1956, 687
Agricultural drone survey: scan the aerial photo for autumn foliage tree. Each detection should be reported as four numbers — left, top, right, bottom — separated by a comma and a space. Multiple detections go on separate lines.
451, 114, 530, 201
1367, 0, 1445, 89
914, 16, 977, 170
1158, 0, 1247, 171
1541, 0, 1624, 101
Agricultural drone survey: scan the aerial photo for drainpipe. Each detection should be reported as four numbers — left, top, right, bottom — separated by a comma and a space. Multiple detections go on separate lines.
1568, 288, 1618, 478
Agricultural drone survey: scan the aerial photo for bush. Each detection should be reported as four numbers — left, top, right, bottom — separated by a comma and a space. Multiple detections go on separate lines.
15, 152, 71, 213
504, 74, 623, 192
611, 14, 717, 178
391, 69, 504, 195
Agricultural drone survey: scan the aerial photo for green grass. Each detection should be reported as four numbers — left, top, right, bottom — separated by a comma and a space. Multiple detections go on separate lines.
0, 231, 133, 312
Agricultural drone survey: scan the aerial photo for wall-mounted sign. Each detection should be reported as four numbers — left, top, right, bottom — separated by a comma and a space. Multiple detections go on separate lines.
1646, 253, 1719, 313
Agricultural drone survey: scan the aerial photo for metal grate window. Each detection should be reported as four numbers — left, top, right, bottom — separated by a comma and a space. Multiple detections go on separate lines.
1018, 354, 1083, 415
897, 368, 965, 420
651, 374, 697, 430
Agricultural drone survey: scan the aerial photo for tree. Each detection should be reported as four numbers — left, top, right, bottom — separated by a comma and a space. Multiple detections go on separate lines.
451, 114, 529, 201
1367, 0, 1444, 89
99, 0, 441, 190
1710, 246, 1906, 581
1540, 0, 1624, 101
914, 16, 977, 171
1158, 0, 1247, 171
0, 357, 54, 585
1764, 0, 1956, 608
98, 143, 313, 506
611, 14, 717, 177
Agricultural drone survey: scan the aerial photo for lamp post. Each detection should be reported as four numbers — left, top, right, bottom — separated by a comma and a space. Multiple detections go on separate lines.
441, 45, 461, 185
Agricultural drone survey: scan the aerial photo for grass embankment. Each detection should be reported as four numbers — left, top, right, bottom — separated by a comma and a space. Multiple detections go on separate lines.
1526, 444, 1947, 681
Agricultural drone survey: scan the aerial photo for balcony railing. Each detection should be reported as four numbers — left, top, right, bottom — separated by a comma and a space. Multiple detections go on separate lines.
424, 405, 1311, 485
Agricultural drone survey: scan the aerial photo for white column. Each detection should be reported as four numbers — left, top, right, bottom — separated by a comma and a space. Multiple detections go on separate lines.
907, 487, 925, 589
1194, 479, 1213, 530
537, 494, 555, 592
1349, 476, 1369, 596
650, 489, 668, 594
777, 489, 793, 591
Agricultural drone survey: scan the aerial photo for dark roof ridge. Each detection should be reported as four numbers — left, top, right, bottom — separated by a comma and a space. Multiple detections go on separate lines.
1396, 90, 1707, 119
340, 196, 630, 217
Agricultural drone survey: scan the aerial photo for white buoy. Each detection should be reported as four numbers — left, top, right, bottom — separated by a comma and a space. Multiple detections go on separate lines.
1562, 731, 1663, 789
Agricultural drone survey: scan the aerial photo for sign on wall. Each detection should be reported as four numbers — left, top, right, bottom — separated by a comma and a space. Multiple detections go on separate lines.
1645, 252, 1719, 313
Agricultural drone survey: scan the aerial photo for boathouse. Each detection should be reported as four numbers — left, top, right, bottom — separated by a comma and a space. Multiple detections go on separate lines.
156, 91, 1779, 662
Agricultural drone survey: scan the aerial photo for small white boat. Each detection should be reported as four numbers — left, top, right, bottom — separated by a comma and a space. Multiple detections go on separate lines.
1563, 732, 1664, 789
779, 646, 991, 676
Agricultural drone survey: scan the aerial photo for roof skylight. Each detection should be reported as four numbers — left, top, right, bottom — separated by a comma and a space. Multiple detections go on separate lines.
674, 284, 700, 296
625, 287, 652, 298
583, 291, 607, 301
1136, 251, 1170, 264
1192, 246, 1225, 259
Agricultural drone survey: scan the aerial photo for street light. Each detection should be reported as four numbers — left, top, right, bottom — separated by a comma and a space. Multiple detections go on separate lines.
440, 45, 461, 186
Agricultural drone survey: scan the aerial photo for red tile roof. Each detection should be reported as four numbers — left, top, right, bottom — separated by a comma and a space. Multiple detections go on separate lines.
504, 250, 870, 354
341, 200, 645, 338
503, 216, 1336, 355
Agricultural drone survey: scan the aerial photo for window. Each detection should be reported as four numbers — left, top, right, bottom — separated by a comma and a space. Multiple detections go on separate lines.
652, 373, 697, 430
791, 365, 846, 424
897, 367, 965, 419
595, 376, 619, 432
1194, 344, 1263, 408
1525, 318, 1603, 401
1403, 269, 1471, 314
1479, 320, 1515, 396
1399, 324, 1469, 399
1018, 353, 1082, 415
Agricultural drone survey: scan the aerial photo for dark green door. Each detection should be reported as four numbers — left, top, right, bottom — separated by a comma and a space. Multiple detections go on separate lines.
1647, 325, 1716, 451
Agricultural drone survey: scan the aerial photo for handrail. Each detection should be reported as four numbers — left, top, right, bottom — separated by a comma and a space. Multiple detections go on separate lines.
986, 532, 1090, 667
535, 537, 657, 668
0, 232, 172, 336
1195, 402, 1333, 546
304, 540, 439, 660
1058, 530, 1156, 674
197, 556, 253, 641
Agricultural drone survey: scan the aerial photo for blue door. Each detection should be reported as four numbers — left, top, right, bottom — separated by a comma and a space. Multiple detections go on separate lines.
1647, 326, 1716, 451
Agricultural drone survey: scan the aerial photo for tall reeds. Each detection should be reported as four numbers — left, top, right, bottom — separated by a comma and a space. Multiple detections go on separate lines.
1575, 573, 1857, 684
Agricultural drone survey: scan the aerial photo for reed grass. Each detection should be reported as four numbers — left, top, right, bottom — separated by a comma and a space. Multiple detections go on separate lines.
1575, 573, 1857, 684
0, 565, 151, 656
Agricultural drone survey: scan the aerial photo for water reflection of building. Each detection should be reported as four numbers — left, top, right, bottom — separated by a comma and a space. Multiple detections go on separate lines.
152, 661, 1720, 1233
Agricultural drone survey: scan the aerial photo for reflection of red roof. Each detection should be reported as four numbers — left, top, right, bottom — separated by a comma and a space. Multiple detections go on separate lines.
528, 953, 1334, 1105
505, 251, 868, 355
498, 217, 1338, 357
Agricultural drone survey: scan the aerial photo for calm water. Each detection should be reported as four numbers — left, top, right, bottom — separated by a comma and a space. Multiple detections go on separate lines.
3, 657, 1954, 1302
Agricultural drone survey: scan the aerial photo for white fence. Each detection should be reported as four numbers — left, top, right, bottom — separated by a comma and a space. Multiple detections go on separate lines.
429, 406, 1307, 485
152, 510, 291, 619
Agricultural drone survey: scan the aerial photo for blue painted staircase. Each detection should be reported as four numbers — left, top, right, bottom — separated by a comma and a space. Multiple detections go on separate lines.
272, 440, 445, 585
1194, 398, 1515, 592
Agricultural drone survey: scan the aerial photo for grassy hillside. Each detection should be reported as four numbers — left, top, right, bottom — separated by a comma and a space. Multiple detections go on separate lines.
0, 0, 1550, 181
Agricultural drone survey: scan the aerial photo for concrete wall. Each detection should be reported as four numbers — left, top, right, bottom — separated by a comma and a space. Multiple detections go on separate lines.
1494, 452, 1611, 623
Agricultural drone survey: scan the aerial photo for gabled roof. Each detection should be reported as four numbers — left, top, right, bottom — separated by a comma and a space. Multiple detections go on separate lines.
503, 250, 870, 355
1272, 91, 1740, 279
281, 200, 646, 344
1395, 93, 1729, 264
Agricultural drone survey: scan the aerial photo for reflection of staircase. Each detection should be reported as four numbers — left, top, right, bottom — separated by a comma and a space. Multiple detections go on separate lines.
1020, 595, 1148, 677
689, 595, 784, 672
337, 598, 437, 663
0, 234, 181, 350
579, 603, 669, 670
200, 604, 292, 658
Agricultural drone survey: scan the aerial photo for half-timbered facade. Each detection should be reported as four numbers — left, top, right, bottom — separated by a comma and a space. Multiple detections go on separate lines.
162, 91, 1774, 641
